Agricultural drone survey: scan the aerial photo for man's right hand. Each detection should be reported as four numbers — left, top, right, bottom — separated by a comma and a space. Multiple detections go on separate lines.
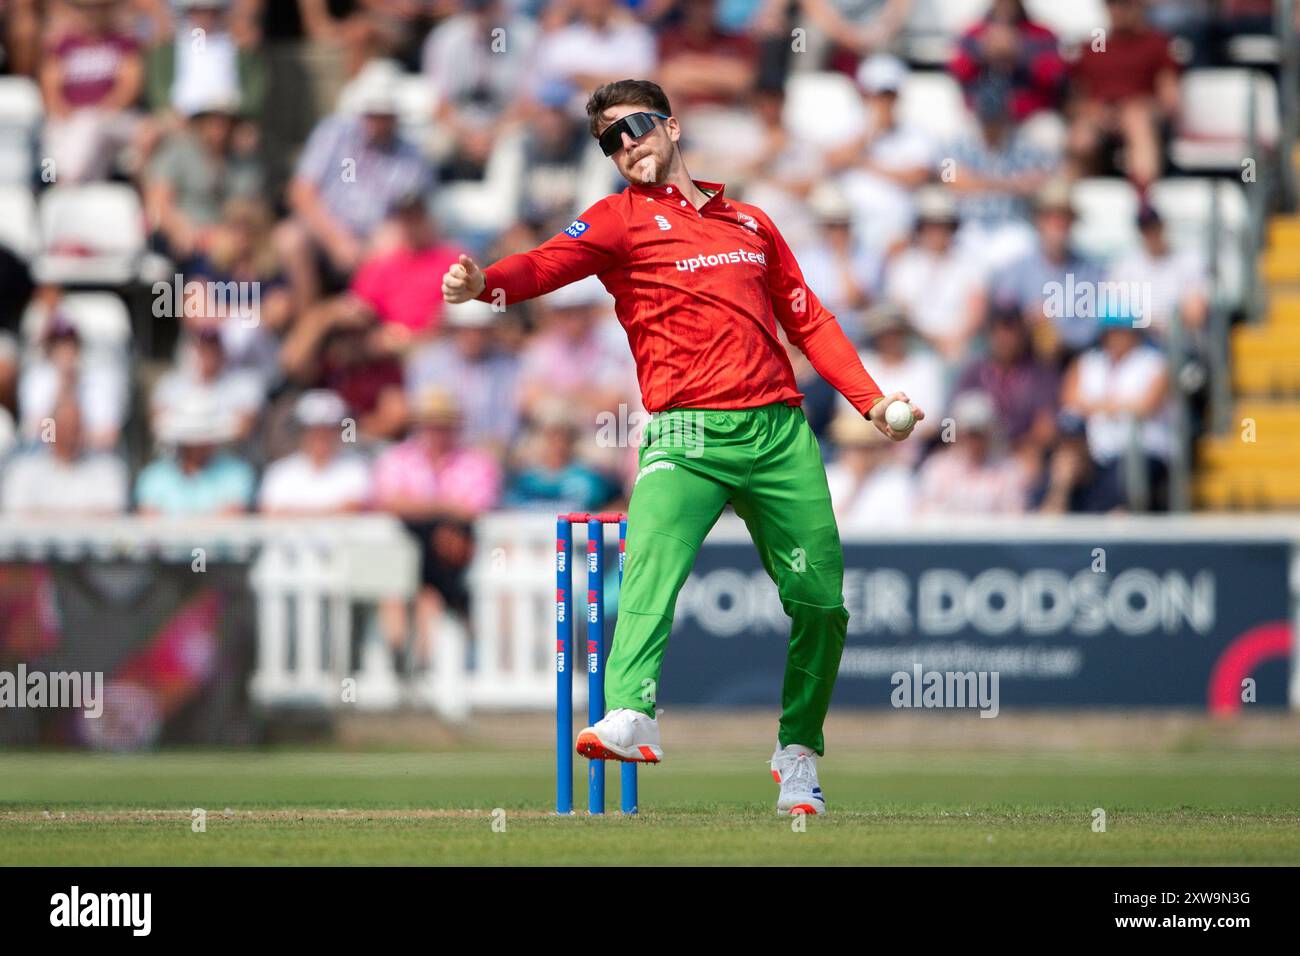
442, 254, 486, 304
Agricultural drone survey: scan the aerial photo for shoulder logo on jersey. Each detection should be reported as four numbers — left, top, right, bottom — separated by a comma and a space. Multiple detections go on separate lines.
736, 211, 758, 232
654, 215, 671, 231
563, 218, 590, 238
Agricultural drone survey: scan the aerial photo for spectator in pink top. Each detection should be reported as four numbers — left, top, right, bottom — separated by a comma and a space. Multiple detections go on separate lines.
39, 0, 145, 183
372, 388, 502, 671
347, 195, 463, 345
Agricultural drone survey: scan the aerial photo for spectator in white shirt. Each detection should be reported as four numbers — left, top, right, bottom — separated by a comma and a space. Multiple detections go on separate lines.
795, 181, 883, 344
1107, 203, 1209, 341
152, 327, 265, 444
19, 315, 128, 452
1061, 308, 1171, 510
259, 390, 371, 515
848, 303, 946, 449
884, 188, 987, 364
829, 54, 934, 254
533, 0, 658, 94
824, 410, 915, 530
3, 397, 128, 515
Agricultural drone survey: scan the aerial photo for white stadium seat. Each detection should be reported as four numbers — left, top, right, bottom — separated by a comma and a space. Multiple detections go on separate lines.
1070, 177, 1140, 265
903, 0, 990, 65
0, 186, 38, 260
1024, 0, 1108, 46
896, 70, 975, 143
0, 76, 43, 130
33, 184, 146, 286
1147, 177, 1249, 309
1170, 69, 1280, 172
783, 72, 867, 150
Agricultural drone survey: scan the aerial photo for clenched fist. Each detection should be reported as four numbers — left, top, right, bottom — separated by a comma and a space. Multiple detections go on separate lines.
442, 253, 486, 304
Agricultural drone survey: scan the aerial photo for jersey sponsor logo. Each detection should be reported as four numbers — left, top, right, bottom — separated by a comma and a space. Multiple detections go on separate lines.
654, 215, 671, 231
737, 211, 758, 232
675, 248, 767, 272
563, 218, 590, 238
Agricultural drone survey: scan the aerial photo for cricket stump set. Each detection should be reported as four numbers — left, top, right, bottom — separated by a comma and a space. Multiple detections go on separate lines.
556, 512, 638, 815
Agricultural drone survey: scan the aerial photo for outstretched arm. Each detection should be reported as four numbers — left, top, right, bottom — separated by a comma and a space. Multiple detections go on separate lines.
443, 201, 626, 307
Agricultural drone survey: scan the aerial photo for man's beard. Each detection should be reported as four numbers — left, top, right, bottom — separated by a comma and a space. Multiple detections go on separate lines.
628, 150, 660, 184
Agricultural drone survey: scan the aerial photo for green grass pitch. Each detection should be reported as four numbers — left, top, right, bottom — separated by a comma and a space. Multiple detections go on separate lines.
1, 748, 1297, 865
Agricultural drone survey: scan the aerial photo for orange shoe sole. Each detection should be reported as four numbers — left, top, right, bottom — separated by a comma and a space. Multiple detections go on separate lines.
575, 731, 660, 763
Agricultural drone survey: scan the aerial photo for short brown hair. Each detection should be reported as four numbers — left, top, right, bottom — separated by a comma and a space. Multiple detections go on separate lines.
585, 79, 673, 138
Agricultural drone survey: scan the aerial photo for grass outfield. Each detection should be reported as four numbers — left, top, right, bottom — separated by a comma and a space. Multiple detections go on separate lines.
0, 748, 1298, 865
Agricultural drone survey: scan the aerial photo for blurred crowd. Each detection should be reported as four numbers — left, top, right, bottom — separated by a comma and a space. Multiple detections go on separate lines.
0, 0, 1283, 643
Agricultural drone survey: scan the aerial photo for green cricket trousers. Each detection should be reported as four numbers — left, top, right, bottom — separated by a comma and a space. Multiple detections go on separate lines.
606, 401, 850, 755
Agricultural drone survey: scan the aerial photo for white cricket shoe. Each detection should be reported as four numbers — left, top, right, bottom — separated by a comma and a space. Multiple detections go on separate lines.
770, 743, 827, 816
576, 708, 663, 763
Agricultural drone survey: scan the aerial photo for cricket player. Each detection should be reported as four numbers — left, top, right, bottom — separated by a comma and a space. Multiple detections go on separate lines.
443, 79, 923, 815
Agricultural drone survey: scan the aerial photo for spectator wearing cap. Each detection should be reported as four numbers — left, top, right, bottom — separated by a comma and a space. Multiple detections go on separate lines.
655, 0, 758, 113
421, 0, 539, 182
258, 390, 371, 514
405, 299, 521, 455
517, 274, 638, 429
373, 388, 502, 665
915, 390, 1030, 515
824, 409, 915, 530
883, 188, 986, 364
798, 0, 913, 66
145, 0, 266, 123
276, 68, 432, 309
503, 400, 618, 512
2, 396, 128, 515
1060, 306, 1172, 511
828, 54, 934, 255
135, 395, 255, 516
1068, 0, 1179, 191
144, 91, 265, 267
1106, 203, 1209, 340
949, 0, 1067, 124
152, 327, 265, 444
19, 314, 128, 452
847, 303, 945, 448
794, 181, 883, 345
992, 178, 1106, 360
533, 0, 657, 94
38, 0, 145, 183
954, 308, 1060, 462
945, 83, 1058, 272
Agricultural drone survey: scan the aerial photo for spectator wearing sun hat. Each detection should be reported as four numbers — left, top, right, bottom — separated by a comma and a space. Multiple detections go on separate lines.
831, 53, 935, 255
276, 67, 432, 308
883, 188, 986, 364
135, 394, 255, 516
258, 390, 371, 515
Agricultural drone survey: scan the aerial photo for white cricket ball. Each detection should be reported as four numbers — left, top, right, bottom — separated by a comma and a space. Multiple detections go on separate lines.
884, 400, 914, 433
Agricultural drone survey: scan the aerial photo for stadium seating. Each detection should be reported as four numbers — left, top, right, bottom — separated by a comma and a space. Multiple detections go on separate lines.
1069, 177, 1140, 264
1148, 177, 1250, 309
1170, 68, 1281, 172
783, 71, 867, 149
32, 184, 146, 286
0, 186, 38, 261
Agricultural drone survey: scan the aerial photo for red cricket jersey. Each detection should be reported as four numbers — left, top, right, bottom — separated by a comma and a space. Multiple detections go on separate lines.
475, 179, 884, 415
